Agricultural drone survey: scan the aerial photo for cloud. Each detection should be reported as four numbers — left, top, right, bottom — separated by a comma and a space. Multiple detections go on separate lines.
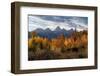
28, 15, 88, 31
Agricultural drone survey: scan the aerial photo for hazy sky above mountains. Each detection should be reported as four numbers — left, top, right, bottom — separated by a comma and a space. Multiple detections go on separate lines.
28, 15, 88, 31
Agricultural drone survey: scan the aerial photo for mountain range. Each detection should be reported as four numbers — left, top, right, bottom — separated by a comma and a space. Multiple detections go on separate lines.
29, 26, 78, 39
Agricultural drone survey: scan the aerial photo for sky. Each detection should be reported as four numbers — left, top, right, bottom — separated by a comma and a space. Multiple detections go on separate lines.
28, 15, 88, 31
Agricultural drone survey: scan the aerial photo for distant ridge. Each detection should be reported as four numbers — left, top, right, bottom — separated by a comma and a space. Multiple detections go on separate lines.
29, 26, 76, 39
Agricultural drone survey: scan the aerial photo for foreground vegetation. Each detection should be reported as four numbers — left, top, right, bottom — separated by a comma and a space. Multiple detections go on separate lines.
28, 30, 88, 60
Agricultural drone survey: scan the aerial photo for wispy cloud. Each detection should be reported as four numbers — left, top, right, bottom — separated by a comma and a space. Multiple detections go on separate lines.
28, 15, 88, 31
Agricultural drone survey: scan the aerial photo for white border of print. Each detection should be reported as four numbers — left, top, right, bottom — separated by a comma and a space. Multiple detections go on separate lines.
20, 6, 95, 70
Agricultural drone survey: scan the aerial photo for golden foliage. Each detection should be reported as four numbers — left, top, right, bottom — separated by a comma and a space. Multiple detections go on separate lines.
28, 30, 88, 60
29, 31, 87, 49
